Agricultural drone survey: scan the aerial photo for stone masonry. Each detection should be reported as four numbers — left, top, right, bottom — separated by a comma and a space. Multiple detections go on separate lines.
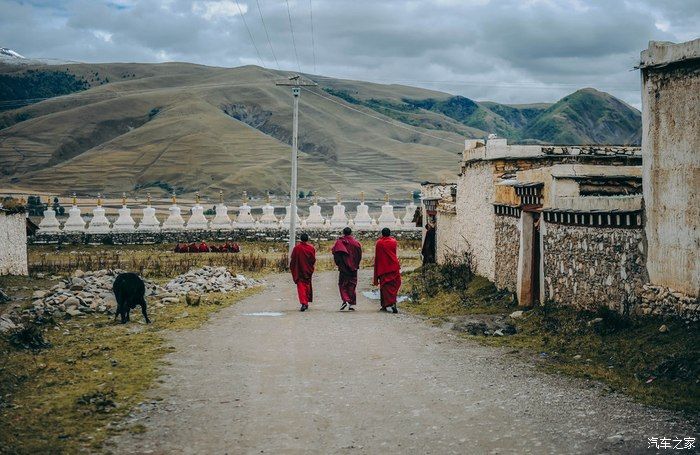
494, 215, 519, 293
542, 223, 647, 313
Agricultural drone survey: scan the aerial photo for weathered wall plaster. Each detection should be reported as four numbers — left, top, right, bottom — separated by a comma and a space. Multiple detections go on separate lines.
0, 213, 28, 276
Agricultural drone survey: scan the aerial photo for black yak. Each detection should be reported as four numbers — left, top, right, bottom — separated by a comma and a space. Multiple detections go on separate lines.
112, 272, 150, 324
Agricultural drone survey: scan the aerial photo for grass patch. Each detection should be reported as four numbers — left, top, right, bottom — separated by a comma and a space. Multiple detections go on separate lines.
0, 286, 262, 454
404, 265, 700, 414
481, 305, 700, 413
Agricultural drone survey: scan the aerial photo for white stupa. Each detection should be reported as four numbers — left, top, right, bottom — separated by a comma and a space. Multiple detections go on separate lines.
352, 192, 374, 228
210, 190, 233, 230
137, 193, 160, 232
86, 195, 111, 234
305, 197, 326, 228
234, 191, 256, 228
377, 193, 401, 229
112, 193, 136, 233
63, 194, 86, 233
281, 203, 301, 228
162, 194, 186, 231
258, 193, 279, 228
329, 192, 349, 228
37, 196, 61, 233
186, 192, 209, 230
403, 194, 418, 227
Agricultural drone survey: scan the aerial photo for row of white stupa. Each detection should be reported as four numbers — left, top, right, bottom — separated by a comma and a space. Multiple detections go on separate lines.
37, 192, 419, 234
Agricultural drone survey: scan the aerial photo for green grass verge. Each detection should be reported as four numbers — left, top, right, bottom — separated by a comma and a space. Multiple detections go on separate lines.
0, 286, 262, 454
403, 268, 700, 414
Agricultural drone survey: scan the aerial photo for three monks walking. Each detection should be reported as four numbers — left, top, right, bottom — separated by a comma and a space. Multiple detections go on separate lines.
289, 228, 402, 313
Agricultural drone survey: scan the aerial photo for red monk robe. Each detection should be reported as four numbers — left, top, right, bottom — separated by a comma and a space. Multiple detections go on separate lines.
332, 233, 362, 308
290, 239, 316, 308
373, 234, 401, 311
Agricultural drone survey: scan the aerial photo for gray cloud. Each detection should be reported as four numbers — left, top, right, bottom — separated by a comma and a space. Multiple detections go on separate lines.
1, 0, 697, 106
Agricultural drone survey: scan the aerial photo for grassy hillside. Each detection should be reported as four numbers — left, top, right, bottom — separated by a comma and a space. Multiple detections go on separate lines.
0, 64, 463, 198
0, 63, 641, 198
521, 88, 641, 145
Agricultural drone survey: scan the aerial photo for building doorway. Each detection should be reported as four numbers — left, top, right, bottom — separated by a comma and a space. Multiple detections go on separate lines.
517, 211, 542, 306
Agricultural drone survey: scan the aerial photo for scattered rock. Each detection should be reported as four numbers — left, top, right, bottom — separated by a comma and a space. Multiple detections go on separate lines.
493, 329, 504, 337
658, 324, 669, 333
587, 317, 604, 326
509, 310, 524, 319
164, 266, 258, 295
32, 290, 48, 299
573, 354, 582, 360
0, 314, 19, 333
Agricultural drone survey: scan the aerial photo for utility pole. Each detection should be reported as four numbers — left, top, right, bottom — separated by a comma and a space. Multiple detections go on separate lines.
276, 75, 317, 257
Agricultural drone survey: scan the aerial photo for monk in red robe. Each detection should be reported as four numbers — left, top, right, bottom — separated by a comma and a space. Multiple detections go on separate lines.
198, 241, 210, 253
373, 228, 401, 314
290, 233, 316, 312
332, 227, 363, 311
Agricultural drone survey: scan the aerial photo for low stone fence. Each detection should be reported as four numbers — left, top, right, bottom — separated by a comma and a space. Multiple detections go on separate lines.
542, 223, 647, 314
30, 227, 422, 245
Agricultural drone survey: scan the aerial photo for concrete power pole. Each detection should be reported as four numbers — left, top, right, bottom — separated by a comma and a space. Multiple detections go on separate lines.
276, 75, 317, 257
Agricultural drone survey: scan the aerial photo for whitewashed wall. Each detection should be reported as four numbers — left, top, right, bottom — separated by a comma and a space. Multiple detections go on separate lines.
641, 40, 700, 297
0, 213, 28, 276
445, 162, 496, 281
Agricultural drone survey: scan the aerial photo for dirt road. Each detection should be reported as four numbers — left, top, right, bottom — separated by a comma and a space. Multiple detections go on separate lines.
110, 271, 697, 454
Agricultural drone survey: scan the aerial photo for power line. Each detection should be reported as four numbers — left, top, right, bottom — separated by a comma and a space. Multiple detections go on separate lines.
254, 0, 280, 70
308, 0, 317, 73
285, 0, 302, 73
301, 87, 464, 146
233, 0, 265, 68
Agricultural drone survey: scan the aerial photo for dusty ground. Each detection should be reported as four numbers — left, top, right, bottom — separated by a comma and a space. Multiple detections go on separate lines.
109, 271, 698, 454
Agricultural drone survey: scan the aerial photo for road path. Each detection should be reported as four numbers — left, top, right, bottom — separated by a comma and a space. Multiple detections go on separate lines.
111, 271, 697, 454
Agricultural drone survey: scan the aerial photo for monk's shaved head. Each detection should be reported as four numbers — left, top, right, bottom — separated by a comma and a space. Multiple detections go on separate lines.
300, 233, 309, 242
343, 227, 352, 235
382, 227, 391, 237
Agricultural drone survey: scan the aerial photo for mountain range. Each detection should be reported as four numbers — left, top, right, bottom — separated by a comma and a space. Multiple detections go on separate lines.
0, 52, 642, 199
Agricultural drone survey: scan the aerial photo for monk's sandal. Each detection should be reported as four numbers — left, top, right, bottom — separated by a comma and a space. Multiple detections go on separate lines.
340, 302, 348, 311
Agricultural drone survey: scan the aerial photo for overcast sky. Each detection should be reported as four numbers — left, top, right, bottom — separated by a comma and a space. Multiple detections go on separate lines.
2, 0, 698, 107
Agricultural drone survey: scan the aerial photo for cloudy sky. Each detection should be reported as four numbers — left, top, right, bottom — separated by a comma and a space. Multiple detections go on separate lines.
2, 0, 698, 107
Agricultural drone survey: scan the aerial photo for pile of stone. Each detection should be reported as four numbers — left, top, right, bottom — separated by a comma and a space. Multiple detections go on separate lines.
164, 266, 257, 295
639, 284, 699, 322
29, 269, 162, 318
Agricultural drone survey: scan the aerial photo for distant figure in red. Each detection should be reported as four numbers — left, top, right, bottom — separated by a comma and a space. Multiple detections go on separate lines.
290, 233, 316, 312
332, 227, 363, 311
188, 242, 198, 253
373, 227, 401, 314
198, 241, 210, 253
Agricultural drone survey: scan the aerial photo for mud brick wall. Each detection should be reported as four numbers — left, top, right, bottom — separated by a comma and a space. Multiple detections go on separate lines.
494, 215, 519, 293
542, 223, 647, 313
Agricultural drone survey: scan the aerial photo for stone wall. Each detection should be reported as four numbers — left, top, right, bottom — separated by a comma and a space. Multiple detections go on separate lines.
31, 228, 421, 245
641, 42, 700, 297
542, 222, 647, 313
494, 215, 519, 293
639, 284, 699, 322
0, 213, 28, 275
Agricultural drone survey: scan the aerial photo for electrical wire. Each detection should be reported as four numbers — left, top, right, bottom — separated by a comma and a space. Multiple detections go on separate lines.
254, 0, 280, 70
285, 0, 302, 73
233, 0, 266, 68
301, 87, 464, 146
308, 0, 317, 73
